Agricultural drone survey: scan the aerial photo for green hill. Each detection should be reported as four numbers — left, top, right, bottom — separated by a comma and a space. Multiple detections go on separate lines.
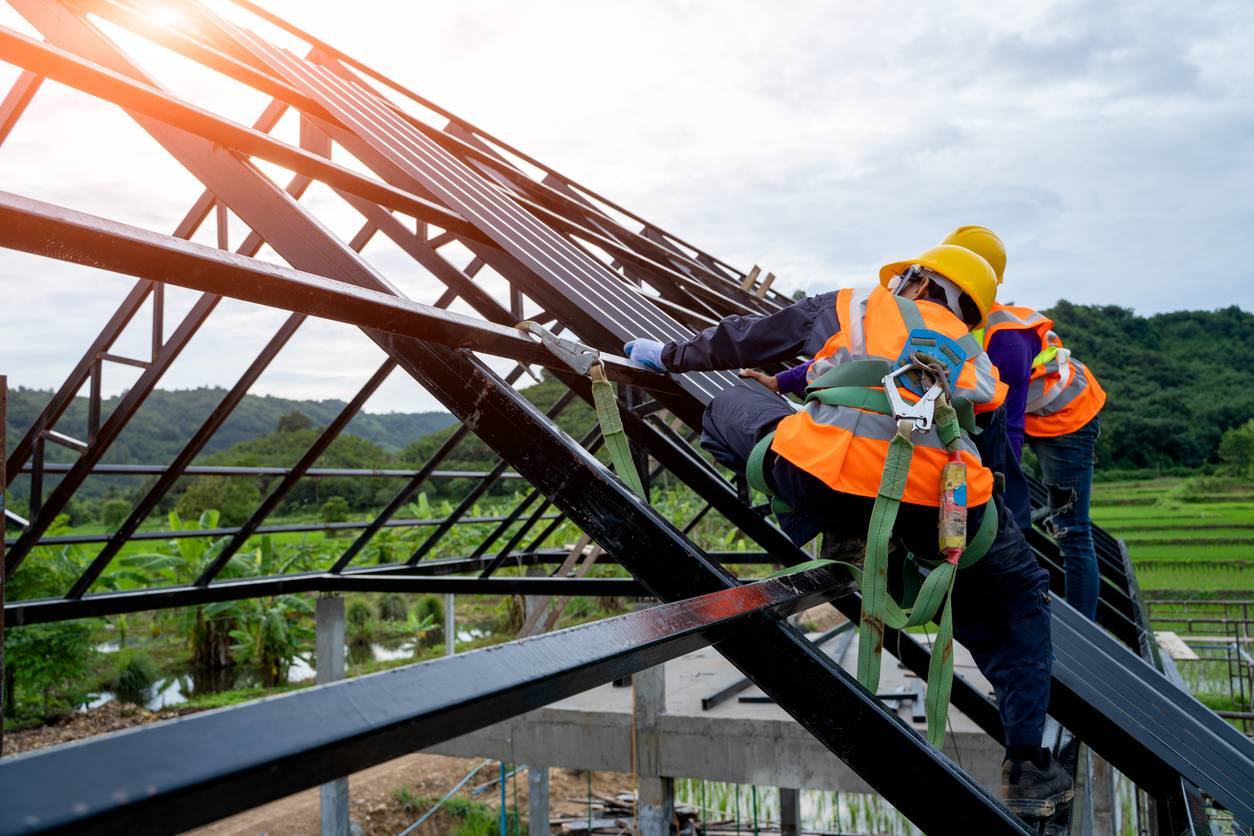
1042, 303, 1253, 471
4, 386, 455, 463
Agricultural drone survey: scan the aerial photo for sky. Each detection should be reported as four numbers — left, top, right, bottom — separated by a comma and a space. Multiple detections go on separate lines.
0, 0, 1251, 415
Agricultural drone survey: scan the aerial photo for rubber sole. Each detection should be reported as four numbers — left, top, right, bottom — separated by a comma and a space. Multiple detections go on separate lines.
1003, 788, 1075, 819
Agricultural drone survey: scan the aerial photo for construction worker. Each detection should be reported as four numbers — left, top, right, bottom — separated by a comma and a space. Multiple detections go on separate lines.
1023, 330, 1107, 620
625, 245, 1072, 818
941, 226, 1107, 622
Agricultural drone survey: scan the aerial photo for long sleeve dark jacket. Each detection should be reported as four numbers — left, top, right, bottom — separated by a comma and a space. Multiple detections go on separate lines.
660, 292, 838, 380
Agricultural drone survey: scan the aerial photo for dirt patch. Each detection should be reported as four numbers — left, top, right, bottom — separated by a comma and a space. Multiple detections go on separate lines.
5, 704, 634, 835
796, 603, 849, 633
191, 755, 637, 835
3, 701, 184, 756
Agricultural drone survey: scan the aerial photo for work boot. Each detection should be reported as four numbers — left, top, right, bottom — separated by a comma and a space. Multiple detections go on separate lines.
1001, 749, 1074, 819
819, 533, 865, 566
817, 534, 864, 595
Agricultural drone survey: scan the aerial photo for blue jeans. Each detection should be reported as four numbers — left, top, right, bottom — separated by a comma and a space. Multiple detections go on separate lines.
701, 386, 1053, 747
1028, 416, 1100, 620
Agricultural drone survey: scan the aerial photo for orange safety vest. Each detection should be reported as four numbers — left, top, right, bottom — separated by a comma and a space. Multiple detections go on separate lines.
771, 285, 1005, 507
980, 302, 1054, 348
1024, 330, 1106, 438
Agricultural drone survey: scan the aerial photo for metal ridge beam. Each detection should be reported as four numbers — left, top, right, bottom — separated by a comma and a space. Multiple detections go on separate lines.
0, 24, 485, 242
0, 567, 842, 833
0, 188, 676, 395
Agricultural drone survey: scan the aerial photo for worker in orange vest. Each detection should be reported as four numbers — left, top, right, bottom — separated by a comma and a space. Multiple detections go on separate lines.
942, 227, 1107, 621
1023, 329, 1107, 619
626, 245, 1072, 818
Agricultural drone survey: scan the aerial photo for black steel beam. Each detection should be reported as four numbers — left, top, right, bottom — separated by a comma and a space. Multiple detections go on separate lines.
0, 68, 41, 147
0, 567, 842, 834
0, 190, 674, 395
378, 340, 1025, 833
0, 24, 486, 243
4, 514, 561, 549
5, 568, 645, 627
556, 369, 1009, 741
20, 464, 523, 480
193, 360, 396, 585
5, 292, 221, 571
216, 0, 784, 307
65, 313, 306, 598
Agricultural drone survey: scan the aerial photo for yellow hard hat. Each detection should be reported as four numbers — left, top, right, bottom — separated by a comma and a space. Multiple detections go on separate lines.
879, 244, 998, 329
941, 225, 1006, 284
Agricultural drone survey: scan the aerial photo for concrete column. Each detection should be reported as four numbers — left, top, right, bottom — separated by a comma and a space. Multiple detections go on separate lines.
524, 565, 546, 622
316, 595, 348, 836
634, 662, 673, 836
779, 788, 800, 836
1091, 753, 1116, 836
445, 592, 456, 656
528, 764, 549, 835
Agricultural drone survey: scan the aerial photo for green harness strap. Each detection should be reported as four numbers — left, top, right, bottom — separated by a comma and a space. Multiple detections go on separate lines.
589, 365, 646, 497
755, 366, 995, 747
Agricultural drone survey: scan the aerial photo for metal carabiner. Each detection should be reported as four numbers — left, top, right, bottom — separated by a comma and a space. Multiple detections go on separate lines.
882, 365, 943, 432
516, 321, 602, 378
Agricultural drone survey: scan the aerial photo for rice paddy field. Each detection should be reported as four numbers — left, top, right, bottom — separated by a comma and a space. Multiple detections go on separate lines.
1090, 477, 1254, 595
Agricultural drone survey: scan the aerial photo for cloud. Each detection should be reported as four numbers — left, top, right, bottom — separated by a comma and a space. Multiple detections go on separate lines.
0, 0, 1250, 413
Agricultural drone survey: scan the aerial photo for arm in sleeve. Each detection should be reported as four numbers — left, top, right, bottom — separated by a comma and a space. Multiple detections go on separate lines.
986, 329, 1037, 461
660, 292, 838, 372
774, 361, 814, 395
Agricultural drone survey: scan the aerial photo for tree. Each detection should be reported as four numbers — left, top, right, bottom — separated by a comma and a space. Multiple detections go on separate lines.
1218, 419, 1254, 478
102, 498, 132, 528
175, 476, 262, 526
320, 495, 350, 525
275, 410, 313, 433
3, 542, 98, 718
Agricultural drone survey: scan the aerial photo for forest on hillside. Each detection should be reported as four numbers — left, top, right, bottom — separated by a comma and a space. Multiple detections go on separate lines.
1042, 302, 1253, 471
5, 303, 1249, 526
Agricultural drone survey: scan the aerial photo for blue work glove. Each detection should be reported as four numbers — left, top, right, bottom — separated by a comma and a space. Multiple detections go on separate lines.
623, 339, 666, 372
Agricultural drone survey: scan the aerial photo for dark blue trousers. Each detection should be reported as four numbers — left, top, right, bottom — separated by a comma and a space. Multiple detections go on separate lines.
1029, 417, 1101, 620
702, 386, 1053, 748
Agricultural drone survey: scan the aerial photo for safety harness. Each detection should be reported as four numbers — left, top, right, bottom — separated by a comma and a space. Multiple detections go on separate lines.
747, 331, 997, 747
520, 321, 994, 749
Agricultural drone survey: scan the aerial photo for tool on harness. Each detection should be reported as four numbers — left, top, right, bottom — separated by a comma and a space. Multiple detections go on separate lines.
517, 322, 646, 497
755, 334, 994, 747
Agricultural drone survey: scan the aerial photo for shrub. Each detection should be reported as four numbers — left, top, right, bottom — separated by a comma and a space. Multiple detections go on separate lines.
109, 649, 160, 704
320, 496, 350, 525
5, 621, 95, 717
102, 498, 133, 528
276, 410, 314, 433
347, 600, 373, 633
378, 593, 409, 622
414, 595, 445, 645
1218, 419, 1254, 478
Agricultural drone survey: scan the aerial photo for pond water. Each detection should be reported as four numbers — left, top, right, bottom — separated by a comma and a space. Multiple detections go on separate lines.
83, 628, 483, 711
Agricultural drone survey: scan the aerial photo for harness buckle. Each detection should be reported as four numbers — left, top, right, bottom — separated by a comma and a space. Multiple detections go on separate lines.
516, 321, 601, 378
882, 365, 943, 432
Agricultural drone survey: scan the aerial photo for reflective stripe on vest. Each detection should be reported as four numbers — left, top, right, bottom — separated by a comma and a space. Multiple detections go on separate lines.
774, 285, 999, 507
1025, 330, 1106, 437
807, 287, 1006, 412
983, 303, 1054, 345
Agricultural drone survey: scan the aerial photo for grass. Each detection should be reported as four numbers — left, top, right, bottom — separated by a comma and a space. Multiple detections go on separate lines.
1123, 544, 1252, 560
391, 788, 524, 836
178, 683, 306, 710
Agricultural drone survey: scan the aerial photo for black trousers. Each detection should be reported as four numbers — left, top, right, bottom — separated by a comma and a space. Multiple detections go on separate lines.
701, 386, 1053, 748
